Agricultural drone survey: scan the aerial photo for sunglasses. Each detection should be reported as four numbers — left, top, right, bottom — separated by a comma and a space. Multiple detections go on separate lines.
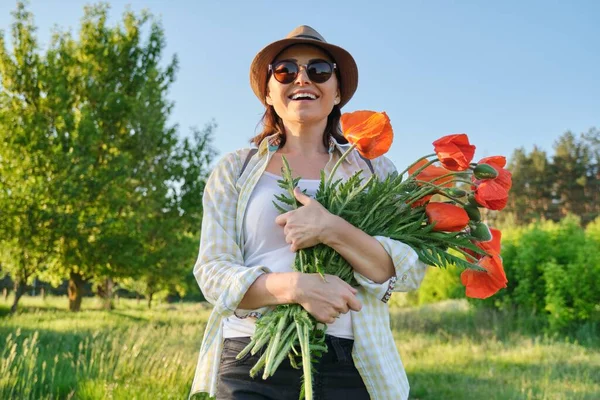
268, 59, 337, 84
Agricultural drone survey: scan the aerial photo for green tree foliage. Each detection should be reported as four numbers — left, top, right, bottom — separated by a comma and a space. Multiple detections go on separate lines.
0, 2, 215, 312
0, 2, 55, 313
505, 128, 599, 226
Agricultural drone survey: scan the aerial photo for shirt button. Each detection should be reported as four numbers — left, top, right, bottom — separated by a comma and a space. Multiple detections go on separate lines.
401, 274, 408, 282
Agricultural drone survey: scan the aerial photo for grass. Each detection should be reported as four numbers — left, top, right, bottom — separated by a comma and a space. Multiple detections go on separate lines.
1, 295, 599, 399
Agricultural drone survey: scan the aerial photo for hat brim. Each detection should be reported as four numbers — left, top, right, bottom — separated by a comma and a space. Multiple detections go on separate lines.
250, 37, 358, 108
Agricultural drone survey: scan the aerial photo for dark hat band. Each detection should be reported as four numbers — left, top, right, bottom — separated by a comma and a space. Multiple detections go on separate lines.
293, 34, 324, 41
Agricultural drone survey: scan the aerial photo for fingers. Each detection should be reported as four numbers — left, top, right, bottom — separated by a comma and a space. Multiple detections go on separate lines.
274, 213, 288, 226
298, 274, 362, 323
346, 294, 362, 312
293, 187, 311, 205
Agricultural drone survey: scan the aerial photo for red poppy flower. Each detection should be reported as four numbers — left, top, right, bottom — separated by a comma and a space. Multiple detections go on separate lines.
464, 228, 502, 259
408, 158, 453, 187
474, 180, 509, 211
425, 202, 470, 232
432, 134, 476, 171
472, 156, 512, 191
341, 111, 393, 159
410, 194, 433, 208
460, 255, 508, 299
477, 228, 502, 256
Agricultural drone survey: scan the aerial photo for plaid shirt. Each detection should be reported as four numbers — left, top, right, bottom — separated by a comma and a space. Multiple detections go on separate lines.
190, 134, 427, 400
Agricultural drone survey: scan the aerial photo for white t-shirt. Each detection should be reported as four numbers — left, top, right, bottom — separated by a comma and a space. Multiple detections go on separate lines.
222, 171, 353, 339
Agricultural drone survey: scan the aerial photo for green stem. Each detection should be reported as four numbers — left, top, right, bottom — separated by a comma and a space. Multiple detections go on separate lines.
267, 323, 298, 377
404, 185, 438, 207
249, 349, 269, 378
263, 308, 291, 379
396, 153, 437, 178
326, 143, 357, 187
429, 171, 472, 185
413, 180, 468, 206
296, 321, 313, 400
452, 246, 480, 263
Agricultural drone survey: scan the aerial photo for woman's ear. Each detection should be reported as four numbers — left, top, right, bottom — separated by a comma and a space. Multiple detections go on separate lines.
265, 93, 273, 105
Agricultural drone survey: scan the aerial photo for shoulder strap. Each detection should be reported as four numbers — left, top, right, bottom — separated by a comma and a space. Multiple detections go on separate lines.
239, 148, 258, 178
358, 154, 375, 174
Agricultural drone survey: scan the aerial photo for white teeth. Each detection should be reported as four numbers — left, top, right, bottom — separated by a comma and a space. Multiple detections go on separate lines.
291, 93, 317, 100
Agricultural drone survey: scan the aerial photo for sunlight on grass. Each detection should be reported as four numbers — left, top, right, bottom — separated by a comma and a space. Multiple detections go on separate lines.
1, 296, 598, 399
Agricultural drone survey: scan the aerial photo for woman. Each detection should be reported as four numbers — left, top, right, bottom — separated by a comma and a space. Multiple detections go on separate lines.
190, 25, 427, 400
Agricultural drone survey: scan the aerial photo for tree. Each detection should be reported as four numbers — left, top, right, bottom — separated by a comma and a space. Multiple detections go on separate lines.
505, 146, 553, 224
1, 2, 216, 312
0, 2, 54, 313
552, 132, 589, 220
504, 128, 599, 226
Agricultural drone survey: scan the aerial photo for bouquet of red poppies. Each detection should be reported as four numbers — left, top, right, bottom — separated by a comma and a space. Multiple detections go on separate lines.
237, 111, 510, 400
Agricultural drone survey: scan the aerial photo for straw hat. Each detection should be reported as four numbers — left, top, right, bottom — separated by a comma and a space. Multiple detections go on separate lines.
249, 25, 358, 108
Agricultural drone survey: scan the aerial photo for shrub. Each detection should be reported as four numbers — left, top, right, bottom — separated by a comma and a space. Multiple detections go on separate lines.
418, 264, 463, 306
471, 214, 600, 334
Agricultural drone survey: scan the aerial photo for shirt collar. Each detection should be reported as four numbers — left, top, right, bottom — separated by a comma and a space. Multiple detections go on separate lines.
258, 133, 351, 163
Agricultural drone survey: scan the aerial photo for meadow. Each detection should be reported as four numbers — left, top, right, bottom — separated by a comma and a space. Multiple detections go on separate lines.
1, 295, 598, 400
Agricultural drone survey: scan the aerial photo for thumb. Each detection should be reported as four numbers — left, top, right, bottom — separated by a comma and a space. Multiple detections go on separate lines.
293, 187, 311, 205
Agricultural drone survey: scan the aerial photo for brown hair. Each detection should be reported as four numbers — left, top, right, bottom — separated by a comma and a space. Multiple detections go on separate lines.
251, 104, 347, 149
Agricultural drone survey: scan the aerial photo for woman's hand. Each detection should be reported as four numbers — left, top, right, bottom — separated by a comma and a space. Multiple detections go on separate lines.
291, 272, 362, 324
275, 187, 336, 252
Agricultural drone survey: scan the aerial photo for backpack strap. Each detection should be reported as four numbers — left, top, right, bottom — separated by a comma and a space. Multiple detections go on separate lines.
359, 154, 375, 175
238, 147, 374, 178
239, 148, 258, 178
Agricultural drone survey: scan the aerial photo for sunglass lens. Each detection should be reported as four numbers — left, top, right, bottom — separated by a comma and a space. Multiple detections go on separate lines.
273, 61, 298, 84
307, 61, 333, 83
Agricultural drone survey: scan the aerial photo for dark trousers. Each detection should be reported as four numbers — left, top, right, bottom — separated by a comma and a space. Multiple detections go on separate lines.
216, 334, 371, 400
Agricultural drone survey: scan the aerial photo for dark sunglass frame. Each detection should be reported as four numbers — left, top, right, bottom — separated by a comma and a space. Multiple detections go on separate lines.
268, 59, 337, 84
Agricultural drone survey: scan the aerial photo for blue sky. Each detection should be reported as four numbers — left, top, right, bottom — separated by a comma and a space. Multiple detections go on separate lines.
1, 0, 598, 168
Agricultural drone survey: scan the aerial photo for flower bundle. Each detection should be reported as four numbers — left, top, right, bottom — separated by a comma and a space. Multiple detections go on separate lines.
236, 111, 510, 400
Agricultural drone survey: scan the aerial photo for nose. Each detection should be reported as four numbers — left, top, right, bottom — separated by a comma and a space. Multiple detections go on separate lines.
294, 65, 311, 85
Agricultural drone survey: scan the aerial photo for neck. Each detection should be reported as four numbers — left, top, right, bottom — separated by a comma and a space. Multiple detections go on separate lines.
279, 119, 329, 156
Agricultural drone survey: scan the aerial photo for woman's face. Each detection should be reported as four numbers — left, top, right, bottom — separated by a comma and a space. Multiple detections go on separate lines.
265, 44, 340, 127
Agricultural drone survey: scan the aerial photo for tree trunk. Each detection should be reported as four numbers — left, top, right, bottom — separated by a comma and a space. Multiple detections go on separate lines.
166, 291, 179, 304
68, 272, 84, 312
147, 292, 153, 309
41, 287, 46, 300
10, 280, 26, 314
3, 287, 8, 301
99, 277, 114, 310
136, 293, 140, 305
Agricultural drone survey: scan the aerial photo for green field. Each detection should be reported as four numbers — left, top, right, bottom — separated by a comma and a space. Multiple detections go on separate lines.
1, 295, 598, 400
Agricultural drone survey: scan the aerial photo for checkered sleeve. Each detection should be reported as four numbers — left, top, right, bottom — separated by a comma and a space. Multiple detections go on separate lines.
192, 151, 271, 316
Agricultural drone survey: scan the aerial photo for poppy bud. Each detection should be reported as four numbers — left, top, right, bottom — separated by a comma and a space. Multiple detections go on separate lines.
403, 180, 419, 191
468, 194, 482, 207
473, 163, 498, 180
464, 203, 481, 221
470, 221, 492, 241
445, 188, 467, 197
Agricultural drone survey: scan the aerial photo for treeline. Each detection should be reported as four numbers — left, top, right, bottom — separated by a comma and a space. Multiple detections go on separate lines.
0, 2, 216, 313
492, 129, 599, 226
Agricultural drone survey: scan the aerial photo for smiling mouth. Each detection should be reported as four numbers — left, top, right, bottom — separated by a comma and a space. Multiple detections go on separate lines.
288, 93, 319, 101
